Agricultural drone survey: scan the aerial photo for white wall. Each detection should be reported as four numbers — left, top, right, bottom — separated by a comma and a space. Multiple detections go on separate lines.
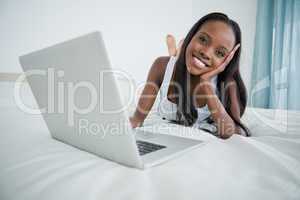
0, 0, 256, 90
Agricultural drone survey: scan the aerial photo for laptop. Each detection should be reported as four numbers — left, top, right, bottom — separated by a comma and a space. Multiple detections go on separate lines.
19, 31, 203, 169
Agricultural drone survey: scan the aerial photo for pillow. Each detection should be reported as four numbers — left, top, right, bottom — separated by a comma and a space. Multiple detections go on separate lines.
242, 107, 300, 136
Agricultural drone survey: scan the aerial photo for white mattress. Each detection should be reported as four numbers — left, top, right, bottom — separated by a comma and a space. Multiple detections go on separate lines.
1, 82, 300, 200
0, 106, 300, 200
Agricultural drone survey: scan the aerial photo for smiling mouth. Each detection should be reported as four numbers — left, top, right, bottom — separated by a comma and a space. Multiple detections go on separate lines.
191, 55, 209, 69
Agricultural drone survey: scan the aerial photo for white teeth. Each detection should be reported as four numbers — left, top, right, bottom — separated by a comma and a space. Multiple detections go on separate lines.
192, 56, 206, 68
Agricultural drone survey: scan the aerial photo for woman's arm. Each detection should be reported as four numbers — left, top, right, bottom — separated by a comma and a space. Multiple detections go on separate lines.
201, 79, 241, 138
227, 79, 245, 135
130, 56, 170, 128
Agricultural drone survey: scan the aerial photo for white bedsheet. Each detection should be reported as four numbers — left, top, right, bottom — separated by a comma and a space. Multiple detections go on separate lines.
1, 105, 300, 200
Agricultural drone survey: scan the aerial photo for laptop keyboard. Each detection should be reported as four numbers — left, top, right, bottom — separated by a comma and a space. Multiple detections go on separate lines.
136, 140, 166, 156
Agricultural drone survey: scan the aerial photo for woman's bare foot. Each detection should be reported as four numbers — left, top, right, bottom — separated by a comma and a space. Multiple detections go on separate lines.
166, 34, 184, 57
166, 34, 177, 56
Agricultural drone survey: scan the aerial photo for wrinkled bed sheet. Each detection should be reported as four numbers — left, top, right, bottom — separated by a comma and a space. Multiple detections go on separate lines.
1, 105, 300, 200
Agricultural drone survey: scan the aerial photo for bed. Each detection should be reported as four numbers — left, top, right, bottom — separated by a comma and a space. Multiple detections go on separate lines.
0, 80, 300, 200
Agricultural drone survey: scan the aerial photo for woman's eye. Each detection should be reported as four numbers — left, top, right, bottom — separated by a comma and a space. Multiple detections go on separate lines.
198, 36, 208, 44
216, 50, 225, 58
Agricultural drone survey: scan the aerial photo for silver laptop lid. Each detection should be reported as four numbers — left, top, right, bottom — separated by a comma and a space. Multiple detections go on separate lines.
19, 32, 143, 168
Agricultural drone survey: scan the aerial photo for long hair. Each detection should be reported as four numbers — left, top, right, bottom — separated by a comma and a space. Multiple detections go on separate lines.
172, 12, 250, 136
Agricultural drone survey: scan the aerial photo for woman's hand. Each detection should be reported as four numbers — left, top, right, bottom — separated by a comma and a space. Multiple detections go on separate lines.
129, 116, 143, 128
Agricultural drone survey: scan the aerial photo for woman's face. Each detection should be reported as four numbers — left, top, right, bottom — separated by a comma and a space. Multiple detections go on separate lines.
185, 20, 236, 76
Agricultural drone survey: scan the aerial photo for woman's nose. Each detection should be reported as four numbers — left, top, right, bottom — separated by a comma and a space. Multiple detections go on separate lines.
199, 44, 213, 61
199, 50, 210, 61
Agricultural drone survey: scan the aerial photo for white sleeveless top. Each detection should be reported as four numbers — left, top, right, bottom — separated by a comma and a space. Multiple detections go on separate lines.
157, 56, 218, 129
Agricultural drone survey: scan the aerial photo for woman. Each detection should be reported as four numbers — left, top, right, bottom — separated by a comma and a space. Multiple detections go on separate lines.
130, 12, 250, 139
